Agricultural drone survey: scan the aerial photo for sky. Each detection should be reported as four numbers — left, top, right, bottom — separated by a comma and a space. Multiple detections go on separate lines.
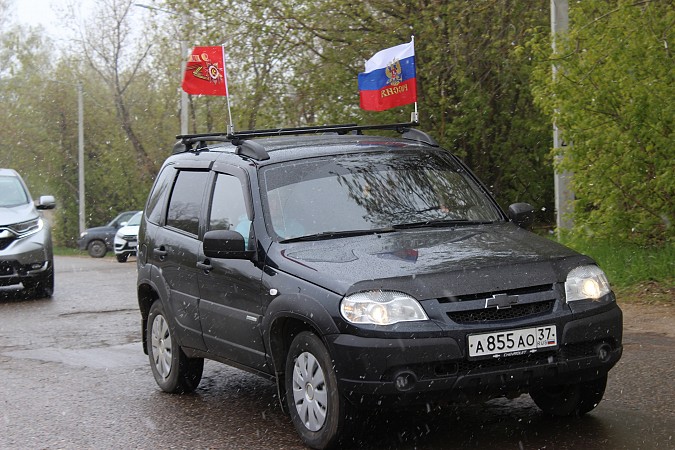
13, 0, 87, 39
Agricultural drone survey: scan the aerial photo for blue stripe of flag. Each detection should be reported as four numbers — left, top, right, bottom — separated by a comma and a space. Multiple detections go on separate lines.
357, 55, 416, 91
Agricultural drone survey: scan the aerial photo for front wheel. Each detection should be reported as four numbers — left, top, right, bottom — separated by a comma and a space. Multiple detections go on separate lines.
285, 331, 355, 450
530, 374, 608, 417
116, 253, 128, 263
146, 301, 203, 394
87, 240, 107, 258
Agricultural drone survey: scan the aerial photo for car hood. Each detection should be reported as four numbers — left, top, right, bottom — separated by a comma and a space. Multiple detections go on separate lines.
117, 225, 140, 236
0, 203, 38, 227
83, 225, 116, 234
267, 223, 594, 299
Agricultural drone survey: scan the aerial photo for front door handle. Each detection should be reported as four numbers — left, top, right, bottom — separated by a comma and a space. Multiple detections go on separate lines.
154, 246, 167, 261
197, 260, 212, 272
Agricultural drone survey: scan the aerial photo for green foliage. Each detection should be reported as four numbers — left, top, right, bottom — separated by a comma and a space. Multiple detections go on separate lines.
531, 0, 673, 245
164, 0, 554, 222
559, 235, 674, 289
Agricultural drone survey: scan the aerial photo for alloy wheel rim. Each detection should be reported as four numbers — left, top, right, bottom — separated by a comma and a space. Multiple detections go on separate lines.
151, 314, 172, 379
292, 351, 328, 431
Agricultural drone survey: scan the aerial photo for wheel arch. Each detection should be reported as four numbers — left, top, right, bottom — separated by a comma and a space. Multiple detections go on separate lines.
263, 294, 340, 413
138, 282, 159, 355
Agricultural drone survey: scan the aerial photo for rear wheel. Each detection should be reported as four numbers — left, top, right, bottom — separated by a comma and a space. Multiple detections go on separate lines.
285, 331, 355, 450
87, 240, 107, 258
530, 374, 608, 417
147, 301, 203, 394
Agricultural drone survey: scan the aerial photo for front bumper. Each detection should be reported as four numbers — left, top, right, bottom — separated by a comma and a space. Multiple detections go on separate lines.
114, 239, 137, 256
327, 304, 622, 406
0, 227, 53, 287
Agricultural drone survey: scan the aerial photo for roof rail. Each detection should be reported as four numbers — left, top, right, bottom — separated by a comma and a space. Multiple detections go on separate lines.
172, 121, 438, 155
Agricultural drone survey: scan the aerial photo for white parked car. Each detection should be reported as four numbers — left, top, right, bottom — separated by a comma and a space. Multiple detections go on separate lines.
114, 211, 142, 262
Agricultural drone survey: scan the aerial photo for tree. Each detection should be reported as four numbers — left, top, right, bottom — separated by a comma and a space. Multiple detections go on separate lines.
162, 0, 553, 221
531, 0, 673, 245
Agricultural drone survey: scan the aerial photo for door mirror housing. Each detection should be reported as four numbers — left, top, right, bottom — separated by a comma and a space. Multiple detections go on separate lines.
203, 230, 254, 260
508, 203, 535, 229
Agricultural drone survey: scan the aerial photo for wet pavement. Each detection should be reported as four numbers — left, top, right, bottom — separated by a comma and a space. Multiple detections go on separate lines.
0, 255, 673, 449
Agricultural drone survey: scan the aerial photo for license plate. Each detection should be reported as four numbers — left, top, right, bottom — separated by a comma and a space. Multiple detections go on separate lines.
468, 325, 557, 359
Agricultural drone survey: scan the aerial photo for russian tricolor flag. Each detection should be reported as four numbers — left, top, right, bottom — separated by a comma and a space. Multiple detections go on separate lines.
358, 39, 417, 112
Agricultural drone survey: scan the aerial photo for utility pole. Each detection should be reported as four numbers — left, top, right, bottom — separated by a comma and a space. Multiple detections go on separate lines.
77, 82, 85, 234
551, 0, 574, 233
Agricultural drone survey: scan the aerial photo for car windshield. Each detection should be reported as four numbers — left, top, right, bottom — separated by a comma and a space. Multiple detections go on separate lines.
260, 150, 502, 241
127, 212, 142, 226
0, 175, 30, 207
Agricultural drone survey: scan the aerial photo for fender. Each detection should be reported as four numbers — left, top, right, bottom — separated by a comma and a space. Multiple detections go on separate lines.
261, 291, 341, 353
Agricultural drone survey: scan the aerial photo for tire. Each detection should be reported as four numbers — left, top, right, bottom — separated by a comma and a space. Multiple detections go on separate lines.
146, 301, 204, 394
116, 253, 128, 263
530, 374, 608, 417
285, 331, 355, 450
87, 240, 107, 258
24, 266, 54, 299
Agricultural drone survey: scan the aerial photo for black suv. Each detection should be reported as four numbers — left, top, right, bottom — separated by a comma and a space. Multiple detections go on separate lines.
137, 123, 622, 449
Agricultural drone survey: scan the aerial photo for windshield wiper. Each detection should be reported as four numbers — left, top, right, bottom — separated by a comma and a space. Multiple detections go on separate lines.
279, 227, 396, 243
392, 219, 494, 230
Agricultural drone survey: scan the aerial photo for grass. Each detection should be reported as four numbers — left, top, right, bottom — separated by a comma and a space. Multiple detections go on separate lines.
54, 246, 86, 257
558, 237, 674, 304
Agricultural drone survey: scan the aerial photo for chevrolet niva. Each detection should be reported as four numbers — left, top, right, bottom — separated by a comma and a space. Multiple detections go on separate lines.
136, 123, 622, 449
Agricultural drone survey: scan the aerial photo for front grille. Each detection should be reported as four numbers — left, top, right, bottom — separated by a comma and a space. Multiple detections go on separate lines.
447, 300, 554, 324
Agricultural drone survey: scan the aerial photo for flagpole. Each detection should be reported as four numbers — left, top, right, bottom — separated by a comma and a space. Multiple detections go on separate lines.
222, 45, 234, 134
411, 35, 419, 124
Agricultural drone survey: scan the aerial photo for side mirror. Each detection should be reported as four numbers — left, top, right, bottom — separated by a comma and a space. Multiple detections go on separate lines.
203, 229, 253, 260
508, 202, 535, 229
36, 195, 56, 210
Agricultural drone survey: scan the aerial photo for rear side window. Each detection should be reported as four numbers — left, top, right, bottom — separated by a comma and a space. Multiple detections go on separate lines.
166, 170, 208, 235
145, 166, 174, 224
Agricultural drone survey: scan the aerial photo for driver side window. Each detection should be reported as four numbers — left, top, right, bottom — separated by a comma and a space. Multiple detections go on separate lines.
209, 173, 252, 248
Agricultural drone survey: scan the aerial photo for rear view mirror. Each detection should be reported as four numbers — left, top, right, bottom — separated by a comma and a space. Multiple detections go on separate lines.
508, 203, 535, 229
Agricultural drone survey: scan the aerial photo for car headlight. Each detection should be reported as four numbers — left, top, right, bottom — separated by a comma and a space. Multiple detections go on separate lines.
565, 265, 611, 302
79, 231, 88, 238
10, 218, 42, 237
340, 290, 428, 325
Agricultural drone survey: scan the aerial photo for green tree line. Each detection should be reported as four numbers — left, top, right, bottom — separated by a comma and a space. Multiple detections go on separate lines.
0, 0, 671, 247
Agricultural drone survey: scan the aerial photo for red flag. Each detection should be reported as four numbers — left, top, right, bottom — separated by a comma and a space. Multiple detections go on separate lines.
182, 46, 228, 96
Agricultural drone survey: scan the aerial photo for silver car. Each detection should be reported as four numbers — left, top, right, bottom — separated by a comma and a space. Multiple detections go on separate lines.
0, 168, 56, 298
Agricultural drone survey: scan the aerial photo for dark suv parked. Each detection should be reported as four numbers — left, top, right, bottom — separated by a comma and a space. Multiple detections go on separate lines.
77, 210, 139, 258
137, 123, 622, 449
1, 168, 56, 298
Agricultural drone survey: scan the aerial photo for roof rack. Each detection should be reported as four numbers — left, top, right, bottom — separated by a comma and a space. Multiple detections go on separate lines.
172, 121, 438, 156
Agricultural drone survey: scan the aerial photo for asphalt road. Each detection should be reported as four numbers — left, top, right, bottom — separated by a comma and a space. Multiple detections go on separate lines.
0, 256, 673, 449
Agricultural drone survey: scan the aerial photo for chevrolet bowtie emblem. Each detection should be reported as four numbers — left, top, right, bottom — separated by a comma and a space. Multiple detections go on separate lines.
485, 293, 519, 309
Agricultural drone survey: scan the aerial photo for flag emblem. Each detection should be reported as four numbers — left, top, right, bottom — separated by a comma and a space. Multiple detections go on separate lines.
385, 60, 403, 86
182, 46, 228, 96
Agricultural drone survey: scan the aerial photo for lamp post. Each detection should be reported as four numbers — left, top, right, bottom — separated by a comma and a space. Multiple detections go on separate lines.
135, 3, 188, 135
